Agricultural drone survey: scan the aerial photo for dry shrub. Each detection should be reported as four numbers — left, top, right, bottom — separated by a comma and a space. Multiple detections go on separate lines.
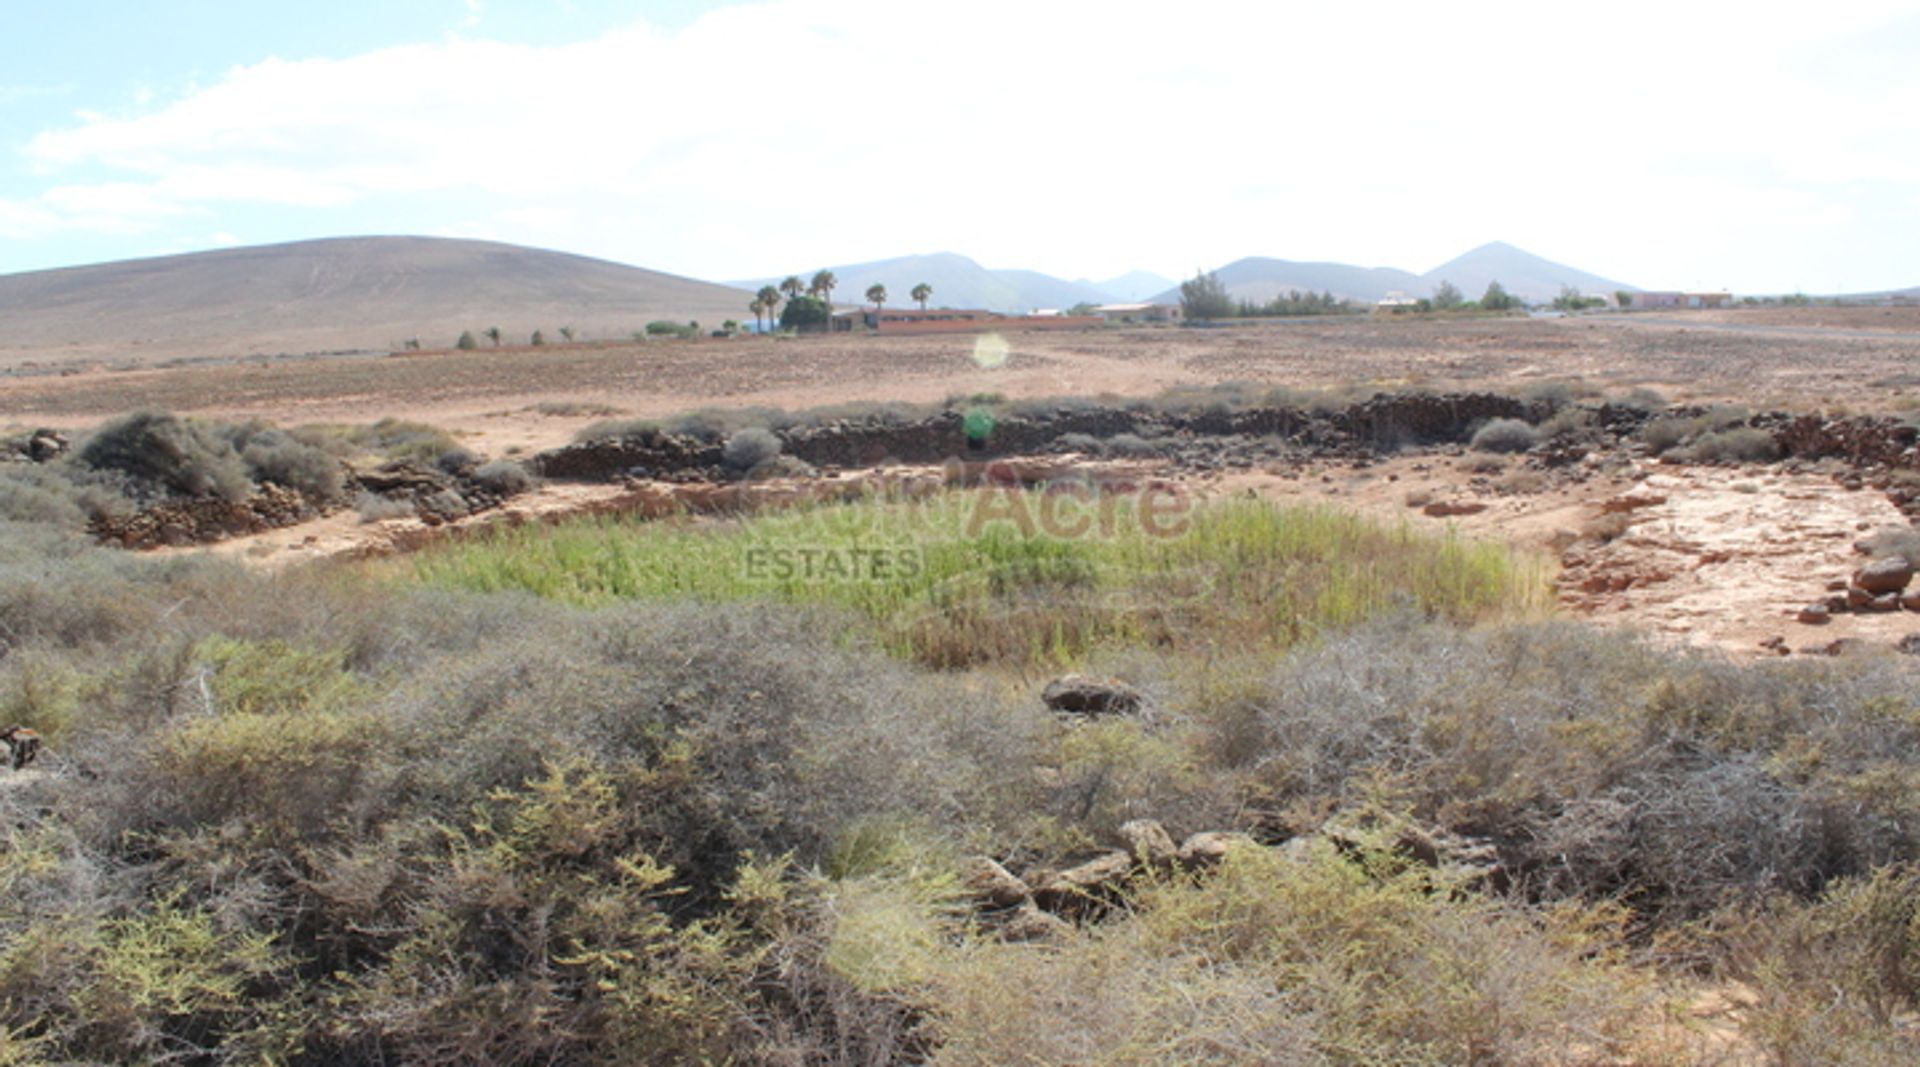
76, 411, 253, 503
1469, 418, 1538, 454
918, 842, 1672, 1065
470, 459, 535, 495
1717, 865, 1920, 1064
1857, 526, 1920, 568
724, 427, 784, 471
1669, 427, 1781, 464
1181, 620, 1920, 921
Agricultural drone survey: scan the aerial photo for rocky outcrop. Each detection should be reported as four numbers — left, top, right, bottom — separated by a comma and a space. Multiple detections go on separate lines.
2, 428, 68, 464
1772, 413, 1920, 470
531, 393, 1562, 485
90, 483, 325, 548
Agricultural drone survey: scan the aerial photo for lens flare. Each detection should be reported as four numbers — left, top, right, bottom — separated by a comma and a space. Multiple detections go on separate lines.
972, 331, 1010, 369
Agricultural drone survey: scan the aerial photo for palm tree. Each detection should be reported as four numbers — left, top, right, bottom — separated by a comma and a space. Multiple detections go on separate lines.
756, 285, 783, 328
911, 282, 932, 310
748, 297, 766, 333
810, 269, 837, 309
780, 275, 804, 301
866, 283, 887, 310
558, 326, 576, 343
483, 326, 502, 348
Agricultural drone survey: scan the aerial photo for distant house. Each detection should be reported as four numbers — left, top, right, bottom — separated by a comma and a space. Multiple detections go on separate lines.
1090, 302, 1183, 323
1375, 291, 1420, 311
1627, 291, 1733, 309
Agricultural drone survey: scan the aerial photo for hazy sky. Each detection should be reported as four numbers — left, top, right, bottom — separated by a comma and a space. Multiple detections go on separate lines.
3, 0, 1917, 292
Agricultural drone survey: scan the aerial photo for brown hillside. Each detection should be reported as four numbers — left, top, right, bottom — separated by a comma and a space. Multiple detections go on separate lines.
0, 235, 754, 368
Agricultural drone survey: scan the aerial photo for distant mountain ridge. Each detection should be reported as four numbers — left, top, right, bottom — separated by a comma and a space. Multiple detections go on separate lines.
1150, 241, 1637, 306
0, 236, 754, 367
731, 253, 1157, 314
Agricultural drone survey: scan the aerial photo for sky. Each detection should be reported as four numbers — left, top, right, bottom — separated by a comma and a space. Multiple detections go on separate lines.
3, 0, 1918, 293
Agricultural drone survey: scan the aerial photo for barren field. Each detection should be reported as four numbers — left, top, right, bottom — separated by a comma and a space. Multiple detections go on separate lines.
7, 310, 1920, 452
9, 308, 1919, 662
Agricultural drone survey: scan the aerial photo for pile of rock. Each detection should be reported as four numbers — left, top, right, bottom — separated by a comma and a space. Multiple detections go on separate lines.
963, 821, 1264, 939
90, 483, 321, 548
964, 817, 1504, 941
2, 428, 68, 464
1798, 554, 1920, 623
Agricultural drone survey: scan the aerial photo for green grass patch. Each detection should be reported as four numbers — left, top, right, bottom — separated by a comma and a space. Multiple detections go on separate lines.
409, 491, 1553, 668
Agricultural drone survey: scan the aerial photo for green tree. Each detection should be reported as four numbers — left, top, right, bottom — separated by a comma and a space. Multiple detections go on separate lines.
1178, 269, 1234, 320
456, 330, 478, 350
1480, 281, 1518, 311
484, 326, 502, 347
1614, 290, 1634, 309
1431, 280, 1463, 310
866, 283, 887, 310
558, 326, 576, 343
779, 294, 830, 331
748, 297, 767, 333
780, 275, 804, 301
911, 282, 933, 310
530, 330, 546, 346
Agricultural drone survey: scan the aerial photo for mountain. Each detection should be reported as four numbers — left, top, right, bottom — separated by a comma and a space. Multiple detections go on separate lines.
1085, 270, 1177, 302
1149, 242, 1637, 307
985, 269, 1112, 311
733, 253, 1109, 314
1418, 241, 1634, 304
0, 236, 754, 367
1151, 258, 1425, 306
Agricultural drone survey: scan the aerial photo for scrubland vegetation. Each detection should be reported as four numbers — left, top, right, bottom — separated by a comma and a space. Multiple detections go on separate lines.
4, 409, 1920, 1063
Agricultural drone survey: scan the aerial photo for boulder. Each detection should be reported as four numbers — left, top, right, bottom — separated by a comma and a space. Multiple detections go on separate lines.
1422, 501, 1488, 518
1855, 556, 1915, 595
1903, 588, 1920, 612
999, 901, 1071, 942
1041, 674, 1143, 716
1176, 831, 1256, 869
1030, 852, 1134, 911
1896, 634, 1920, 656
27, 431, 67, 462
963, 856, 1031, 909
1118, 819, 1179, 867
1796, 603, 1831, 625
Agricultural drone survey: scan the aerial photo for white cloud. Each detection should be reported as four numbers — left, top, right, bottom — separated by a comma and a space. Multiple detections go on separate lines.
8, 0, 1920, 288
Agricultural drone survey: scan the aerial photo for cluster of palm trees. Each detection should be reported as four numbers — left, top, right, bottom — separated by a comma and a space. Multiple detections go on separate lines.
750, 270, 838, 332
747, 272, 939, 333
